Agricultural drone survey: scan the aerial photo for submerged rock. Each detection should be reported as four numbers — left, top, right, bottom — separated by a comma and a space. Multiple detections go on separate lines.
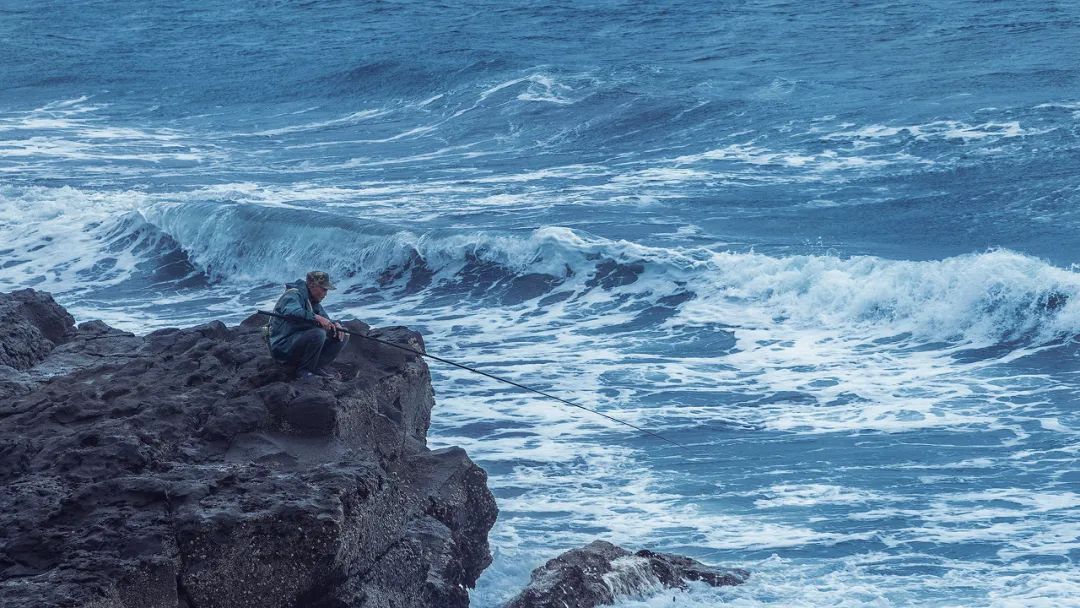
505, 540, 748, 608
0, 289, 497, 608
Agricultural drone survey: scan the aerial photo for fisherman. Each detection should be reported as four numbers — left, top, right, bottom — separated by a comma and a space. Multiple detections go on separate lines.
256, 281, 684, 447
267, 270, 348, 379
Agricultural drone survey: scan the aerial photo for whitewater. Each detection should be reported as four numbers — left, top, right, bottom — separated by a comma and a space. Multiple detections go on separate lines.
2, 1, 1078, 606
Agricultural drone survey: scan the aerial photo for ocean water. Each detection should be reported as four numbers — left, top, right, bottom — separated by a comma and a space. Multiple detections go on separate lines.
2, 1, 1079, 605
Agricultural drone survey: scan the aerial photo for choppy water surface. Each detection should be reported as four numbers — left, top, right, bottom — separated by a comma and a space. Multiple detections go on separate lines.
2, 1, 1078, 605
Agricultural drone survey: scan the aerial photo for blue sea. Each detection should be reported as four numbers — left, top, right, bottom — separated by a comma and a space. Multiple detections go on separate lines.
2, 1, 1079, 605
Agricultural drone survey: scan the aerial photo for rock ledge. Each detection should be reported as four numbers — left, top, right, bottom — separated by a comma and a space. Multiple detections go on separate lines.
0, 289, 498, 608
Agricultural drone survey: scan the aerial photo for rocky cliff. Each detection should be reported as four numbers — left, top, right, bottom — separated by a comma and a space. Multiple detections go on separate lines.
0, 289, 497, 608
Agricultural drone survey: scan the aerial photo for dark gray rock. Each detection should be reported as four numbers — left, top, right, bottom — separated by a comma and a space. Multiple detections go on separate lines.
0, 289, 76, 370
505, 540, 748, 608
0, 364, 35, 402
0, 290, 497, 608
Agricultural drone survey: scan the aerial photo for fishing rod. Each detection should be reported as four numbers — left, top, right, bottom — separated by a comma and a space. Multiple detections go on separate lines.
257, 310, 686, 449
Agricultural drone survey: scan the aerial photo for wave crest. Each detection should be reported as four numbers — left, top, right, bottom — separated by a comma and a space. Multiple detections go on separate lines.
5, 191, 1078, 348
136, 202, 1080, 346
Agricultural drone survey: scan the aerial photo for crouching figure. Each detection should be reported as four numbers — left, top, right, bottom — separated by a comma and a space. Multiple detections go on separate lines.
268, 270, 348, 379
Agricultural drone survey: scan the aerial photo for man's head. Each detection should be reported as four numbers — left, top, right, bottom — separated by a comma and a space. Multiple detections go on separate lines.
305, 270, 335, 303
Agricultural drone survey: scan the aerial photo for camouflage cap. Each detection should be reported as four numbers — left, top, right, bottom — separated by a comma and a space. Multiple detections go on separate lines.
306, 270, 336, 290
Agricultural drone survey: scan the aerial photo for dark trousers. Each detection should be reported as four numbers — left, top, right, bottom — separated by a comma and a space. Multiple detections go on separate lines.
285, 328, 348, 374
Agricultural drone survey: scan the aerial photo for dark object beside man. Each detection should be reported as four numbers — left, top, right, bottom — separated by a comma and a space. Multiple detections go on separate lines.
268, 270, 348, 379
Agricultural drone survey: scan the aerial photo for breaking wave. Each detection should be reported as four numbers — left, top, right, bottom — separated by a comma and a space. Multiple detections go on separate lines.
6, 192, 1076, 349
141, 202, 1080, 345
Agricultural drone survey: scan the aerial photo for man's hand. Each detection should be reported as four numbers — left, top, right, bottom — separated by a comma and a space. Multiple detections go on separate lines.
314, 314, 334, 331
333, 322, 347, 341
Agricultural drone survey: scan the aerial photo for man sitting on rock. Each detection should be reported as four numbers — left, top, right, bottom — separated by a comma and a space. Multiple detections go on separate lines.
268, 271, 348, 379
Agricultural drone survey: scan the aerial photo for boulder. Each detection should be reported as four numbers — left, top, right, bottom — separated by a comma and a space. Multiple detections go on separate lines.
505, 540, 748, 608
0, 290, 497, 608
0, 289, 76, 370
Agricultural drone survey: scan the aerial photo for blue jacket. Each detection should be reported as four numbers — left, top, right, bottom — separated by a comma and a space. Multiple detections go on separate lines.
269, 280, 330, 361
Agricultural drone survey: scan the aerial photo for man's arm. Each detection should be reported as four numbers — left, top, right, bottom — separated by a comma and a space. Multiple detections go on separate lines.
311, 302, 345, 338
309, 301, 335, 332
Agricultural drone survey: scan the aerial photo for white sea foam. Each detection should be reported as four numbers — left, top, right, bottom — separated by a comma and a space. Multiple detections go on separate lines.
0, 100, 214, 162
602, 556, 663, 599
0, 185, 151, 293
824, 120, 1029, 142
667, 140, 924, 183
516, 74, 581, 105
248, 108, 390, 136
674, 142, 889, 170
479, 73, 589, 106
751, 484, 885, 509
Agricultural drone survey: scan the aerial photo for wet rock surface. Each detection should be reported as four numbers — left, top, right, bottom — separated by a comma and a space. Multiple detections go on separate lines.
0, 289, 497, 608
505, 540, 748, 608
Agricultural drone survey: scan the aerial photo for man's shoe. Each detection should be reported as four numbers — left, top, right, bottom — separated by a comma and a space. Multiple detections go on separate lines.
313, 368, 338, 380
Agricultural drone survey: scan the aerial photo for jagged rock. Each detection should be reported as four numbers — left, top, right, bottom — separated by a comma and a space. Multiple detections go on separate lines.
0, 289, 77, 370
0, 289, 498, 608
505, 540, 748, 608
